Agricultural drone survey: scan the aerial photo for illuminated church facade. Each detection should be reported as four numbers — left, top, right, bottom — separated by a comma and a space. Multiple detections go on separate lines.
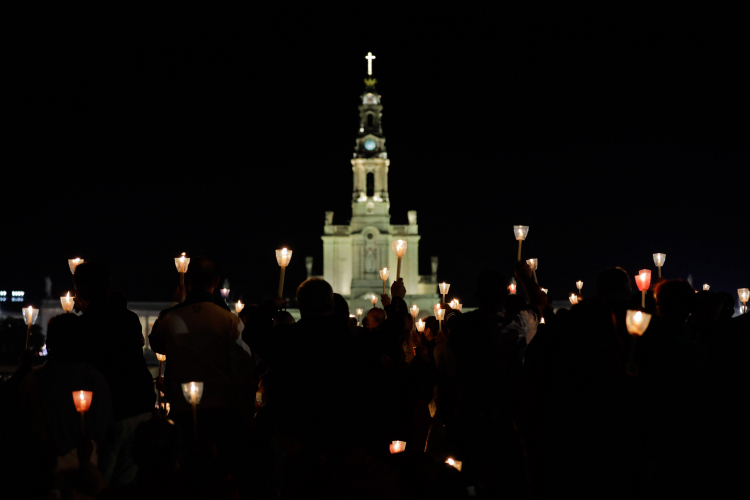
320, 54, 439, 314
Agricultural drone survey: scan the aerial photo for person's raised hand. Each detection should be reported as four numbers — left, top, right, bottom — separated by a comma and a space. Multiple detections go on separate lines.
381, 294, 391, 307
272, 295, 288, 310
391, 278, 406, 299
173, 284, 187, 304
514, 260, 533, 281
77, 433, 93, 464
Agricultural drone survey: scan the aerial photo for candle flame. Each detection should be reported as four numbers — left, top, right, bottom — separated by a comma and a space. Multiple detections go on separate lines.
634, 311, 642, 323
79, 391, 84, 401
447, 458, 455, 465
66, 292, 70, 298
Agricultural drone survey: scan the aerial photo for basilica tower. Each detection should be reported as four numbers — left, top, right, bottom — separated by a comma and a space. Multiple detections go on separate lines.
321, 53, 438, 312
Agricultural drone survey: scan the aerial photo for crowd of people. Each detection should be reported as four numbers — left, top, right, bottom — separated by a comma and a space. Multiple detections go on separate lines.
0, 256, 747, 499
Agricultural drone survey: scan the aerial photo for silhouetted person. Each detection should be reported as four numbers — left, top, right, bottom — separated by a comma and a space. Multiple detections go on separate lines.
73, 262, 155, 487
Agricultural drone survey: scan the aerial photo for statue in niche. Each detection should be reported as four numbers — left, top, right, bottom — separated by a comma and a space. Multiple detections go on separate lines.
44, 276, 52, 298
325, 211, 334, 225
408, 210, 417, 225
431, 256, 439, 276
365, 247, 377, 273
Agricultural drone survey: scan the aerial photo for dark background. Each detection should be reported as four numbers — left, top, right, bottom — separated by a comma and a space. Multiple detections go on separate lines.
3, 8, 748, 309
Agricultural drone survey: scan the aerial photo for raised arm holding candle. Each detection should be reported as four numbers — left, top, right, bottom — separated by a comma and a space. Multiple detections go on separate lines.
175, 252, 190, 286
439, 282, 450, 304
22, 306, 39, 350
61, 292, 75, 313
653, 253, 666, 279
514, 225, 529, 261
275, 248, 293, 297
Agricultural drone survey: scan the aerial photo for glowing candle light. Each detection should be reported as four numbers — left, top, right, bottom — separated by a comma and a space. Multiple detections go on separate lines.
435, 306, 445, 332
446, 457, 463, 471
370, 294, 377, 306
379, 267, 390, 295
449, 299, 459, 310
438, 282, 450, 303
175, 253, 190, 286
540, 317, 545, 324
513, 225, 529, 261
389, 440, 406, 454
541, 288, 548, 295
72, 390, 93, 433
635, 269, 651, 308
235, 300, 244, 314
576, 281, 583, 296
220, 288, 230, 300
625, 310, 652, 375
182, 381, 204, 439
410, 305, 419, 331
391, 240, 407, 281
22, 306, 39, 350
275, 248, 293, 297
416, 319, 425, 333
526, 258, 538, 283
508, 283, 517, 295
569, 294, 578, 305
703, 284, 710, 291
653, 253, 666, 279
60, 292, 75, 313
739, 289, 750, 313
68, 258, 85, 275
155, 353, 166, 377
356, 308, 364, 326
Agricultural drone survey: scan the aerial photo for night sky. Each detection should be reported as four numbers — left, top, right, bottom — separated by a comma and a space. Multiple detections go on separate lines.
4, 9, 748, 309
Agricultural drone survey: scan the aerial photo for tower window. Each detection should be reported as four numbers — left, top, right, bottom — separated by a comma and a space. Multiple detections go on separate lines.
367, 114, 373, 127
366, 172, 375, 197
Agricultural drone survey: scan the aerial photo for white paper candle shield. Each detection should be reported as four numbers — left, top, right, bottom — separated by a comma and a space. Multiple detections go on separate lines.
182, 382, 204, 405
60, 292, 75, 313
625, 310, 652, 336
68, 258, 85, 274
514, 225, 529, 261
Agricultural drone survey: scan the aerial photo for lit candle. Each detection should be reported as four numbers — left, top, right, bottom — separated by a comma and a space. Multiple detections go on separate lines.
22, 306, 39, 350
739, 289, 750, 313
410, 305, 419, 331
60, 292, 75, 313
220, 288, 230, 300
182, 381, 204, 438
356, 308, 364, 326
435, 306, 445, 332
275, 248, 293, 298
635, 269, 651, 308
508, 283, 517, 295
235, 300, 244, 314
72, 390, 93, 433
703, 284, 710, 291
370, 294, 377, 306
416, 319, 425, 333
653, 253, 666, 279
625, 310, 652, 376
389, 440, 406, 454
438, 282, 450, 304
569, 294, 578, 305
540, 288, 548, 295
379, 267, 390, 295
513, 225, 529, 262
391, 240, 407, 281
576, 280, 583, 297
174, 253, 190, 286
540, 317, 545, 324
446, 458, 463, 471
449, 299, 459, 310
155, 353, 166, 377
68, 258, 85, 275
526, 258, 538, 283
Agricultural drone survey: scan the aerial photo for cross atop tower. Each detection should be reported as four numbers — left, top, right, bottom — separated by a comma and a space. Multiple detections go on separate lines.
365, 52, 376, 76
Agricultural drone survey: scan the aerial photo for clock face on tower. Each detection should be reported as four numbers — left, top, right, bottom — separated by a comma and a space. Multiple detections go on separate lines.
364, 139, 377, 151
